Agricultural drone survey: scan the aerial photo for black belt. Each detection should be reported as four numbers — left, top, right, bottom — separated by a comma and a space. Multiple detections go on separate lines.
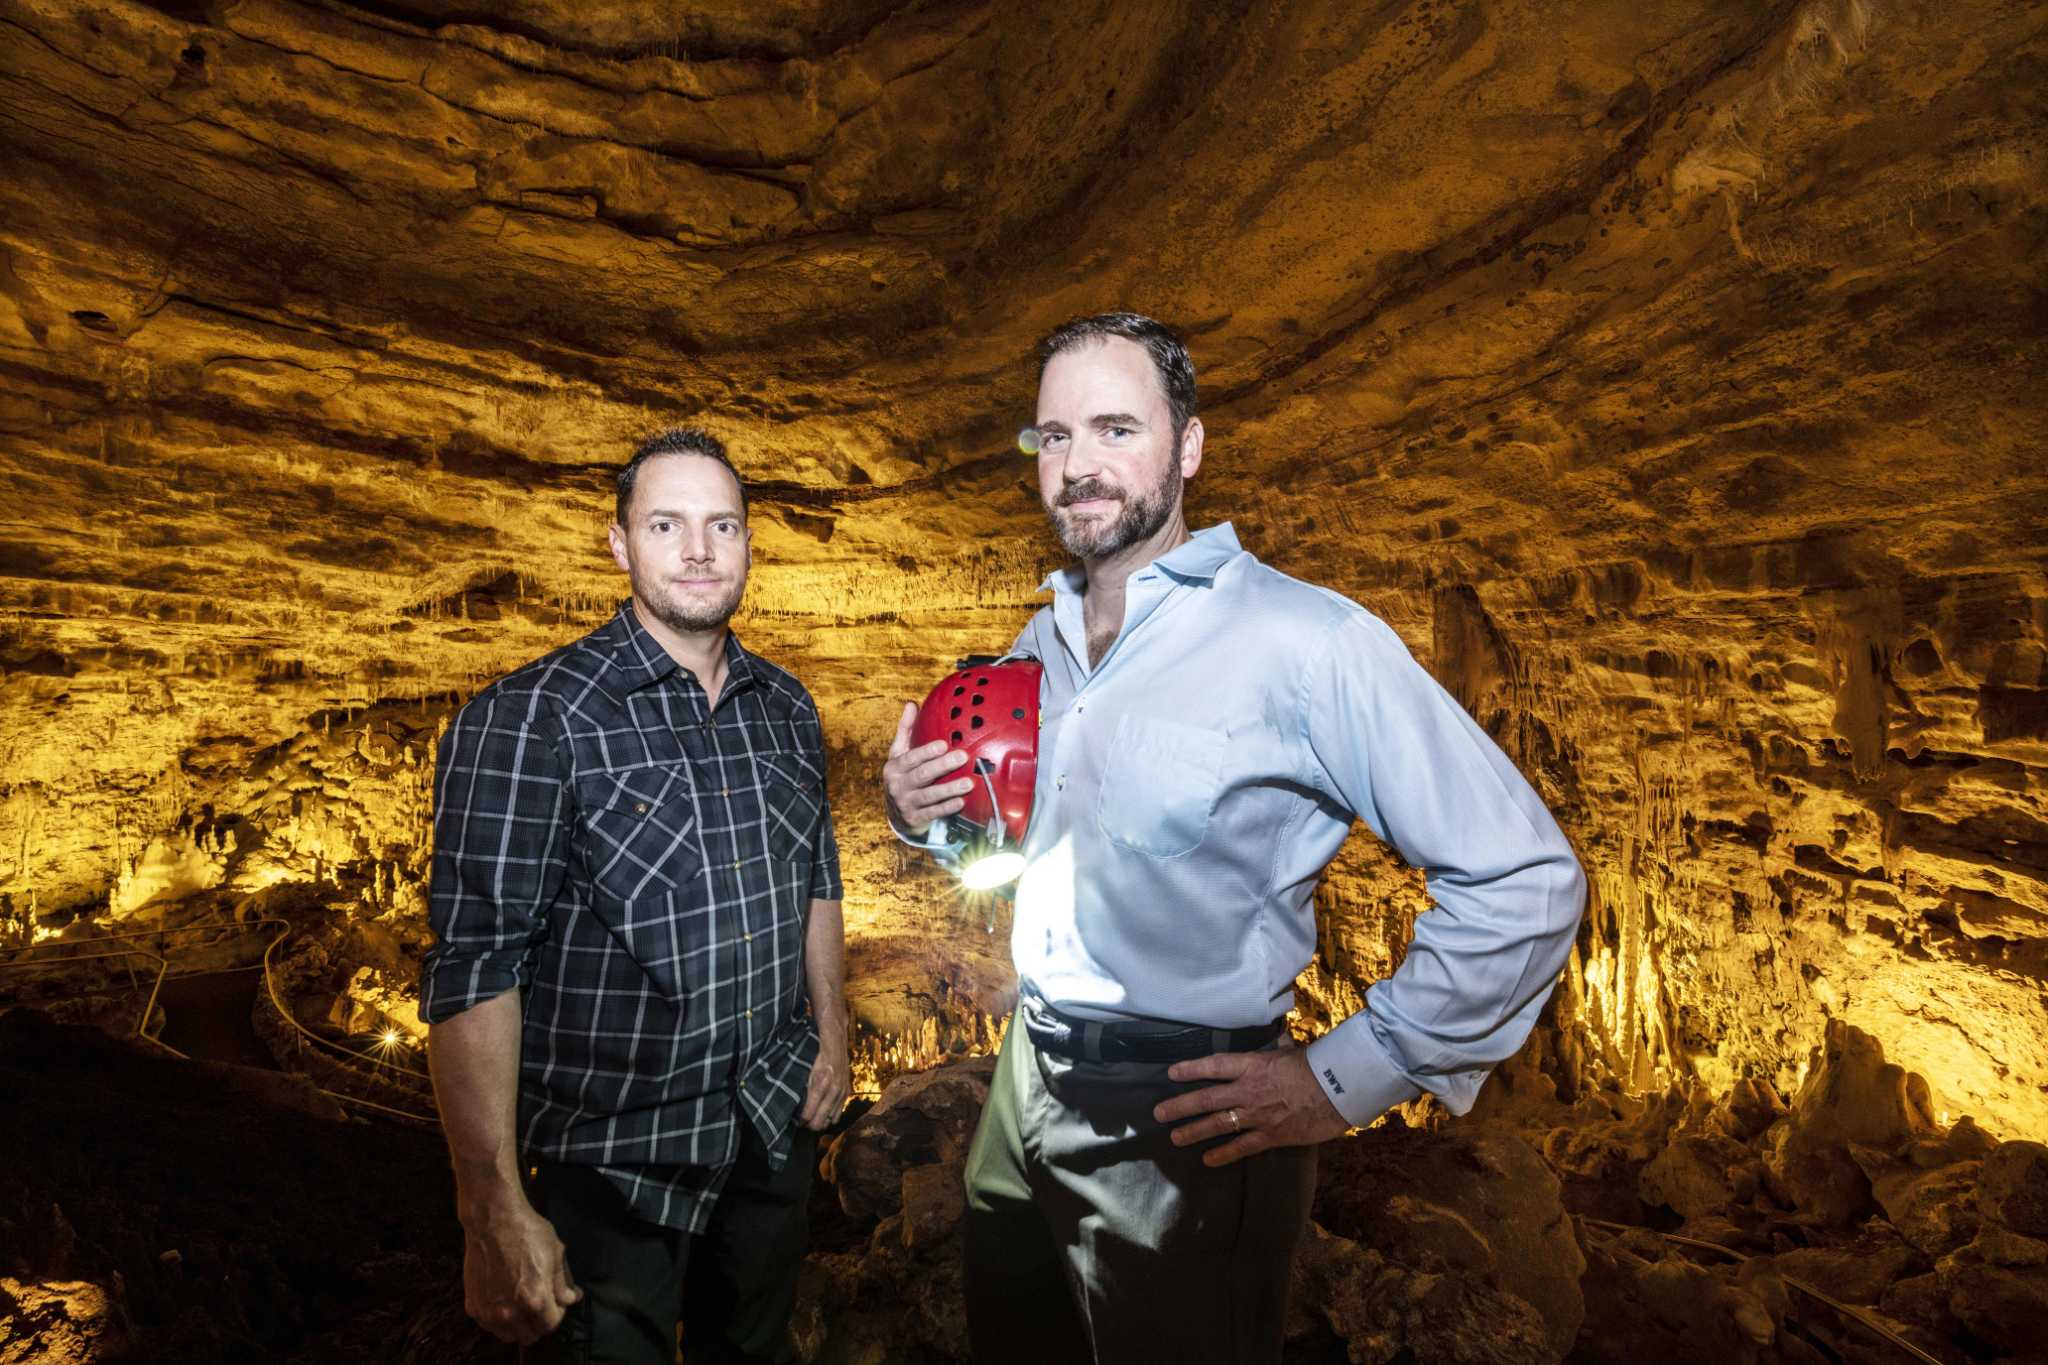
1022, 999, 1287, 1064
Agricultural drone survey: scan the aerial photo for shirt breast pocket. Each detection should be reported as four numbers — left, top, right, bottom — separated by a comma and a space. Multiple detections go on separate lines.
1095, 715, 1225, 858
758, 750, 825, 862
576, 765, 701, 902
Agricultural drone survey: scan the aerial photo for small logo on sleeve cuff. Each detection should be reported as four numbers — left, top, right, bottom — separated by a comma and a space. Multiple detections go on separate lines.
1322, 1067, 1345, 1095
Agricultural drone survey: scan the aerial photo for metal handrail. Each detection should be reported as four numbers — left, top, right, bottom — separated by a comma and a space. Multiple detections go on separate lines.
0, 915, 275, 969
250, 922, 437, 1124
1, 914, 438, 1125
0, 943, 170, 1042
1579, 1217, 1944, 1365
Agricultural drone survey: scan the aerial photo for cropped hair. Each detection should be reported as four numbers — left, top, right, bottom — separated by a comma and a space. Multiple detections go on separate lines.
615, 427, 748, 525
1037, 312, 1198, 438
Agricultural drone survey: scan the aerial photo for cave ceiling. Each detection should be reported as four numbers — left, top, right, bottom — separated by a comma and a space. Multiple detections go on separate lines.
2, 0, 2045, 1134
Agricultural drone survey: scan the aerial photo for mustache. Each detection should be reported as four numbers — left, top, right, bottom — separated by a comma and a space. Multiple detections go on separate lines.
1057, 480, 1121, 507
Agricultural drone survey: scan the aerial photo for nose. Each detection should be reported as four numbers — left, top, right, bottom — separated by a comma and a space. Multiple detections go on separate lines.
680, 524, 714, 563
1056, 432, 1106, 487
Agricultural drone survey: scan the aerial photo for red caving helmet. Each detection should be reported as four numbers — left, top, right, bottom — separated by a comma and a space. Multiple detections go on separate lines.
912, 654, 1042, 848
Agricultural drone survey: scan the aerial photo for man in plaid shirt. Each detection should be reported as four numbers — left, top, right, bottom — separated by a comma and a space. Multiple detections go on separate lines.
421, 429, 848, 1365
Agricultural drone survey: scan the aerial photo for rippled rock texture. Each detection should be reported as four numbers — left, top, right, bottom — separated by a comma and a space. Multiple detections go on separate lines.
2, 0, 2045, 1141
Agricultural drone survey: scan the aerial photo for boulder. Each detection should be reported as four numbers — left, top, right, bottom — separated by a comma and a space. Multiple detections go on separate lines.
1576, 1224, 1784, 1365
1286, 1220, 1554, 1365
1759, 1021, 1939, 1225
1980, 1141, 2048, 1237
1639, 1133, 1756, 1220
1866, 1159, 1981, 1258
1722, 1077, 1789, 1143
1760, 1120, 1873, 1227
897, 1161, 967, 1251
1937, 1250, 2048, 1357
1789, 1020, 1939, 1150
1313, 1124, 1585, 1359
1908, 1115, 2000, 1169
822, 1055, 993, 1220
1755, 1223, 1921, 1305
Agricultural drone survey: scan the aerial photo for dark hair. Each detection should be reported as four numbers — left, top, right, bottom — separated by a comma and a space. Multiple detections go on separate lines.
615, 427, 748, 525
1036, 312, 1198, 438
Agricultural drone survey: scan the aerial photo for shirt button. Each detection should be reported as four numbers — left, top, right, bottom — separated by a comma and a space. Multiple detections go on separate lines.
1056, 774, 1067, 790
744, 1009, 754, 1019
634, 802, 648, 814
1075, 701, 1085, 713
722, 787, 730, 796
743, 932, 753, 942
732, 859, 741, 870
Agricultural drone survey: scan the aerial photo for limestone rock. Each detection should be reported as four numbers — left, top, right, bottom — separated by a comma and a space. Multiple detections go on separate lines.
1937, 1246, 2048, 1359
1760, 1021, 1941, 1225
1286, 1220, 1554, 1365
1314, 1124, 1584, 1359
0, 0, 2043, 1157
1722, 1078, 1790, 1144
1879, 1271, 1968, 1351
822, 1055, 992, 1221
0, 1278, 132, 1365
1639, 1133, 1757, 1221
1576, 1224, 1785, 1365
896, 1160, 967, 1251
1868, 1160, 1982, 1259
1755, 1223, 1921, 1306
1980, 1141, 2048, 1238
1908, 1116, 2002, 1170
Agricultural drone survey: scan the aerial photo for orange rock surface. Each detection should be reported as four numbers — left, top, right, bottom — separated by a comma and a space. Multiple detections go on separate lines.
1, 0, 2043, 1135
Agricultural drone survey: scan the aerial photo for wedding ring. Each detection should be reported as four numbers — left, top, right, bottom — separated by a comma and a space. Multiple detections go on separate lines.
1226, 1108, 1241, 1131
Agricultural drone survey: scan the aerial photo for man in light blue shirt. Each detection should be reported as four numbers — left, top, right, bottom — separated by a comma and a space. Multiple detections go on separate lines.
882, 312, 1586, 1365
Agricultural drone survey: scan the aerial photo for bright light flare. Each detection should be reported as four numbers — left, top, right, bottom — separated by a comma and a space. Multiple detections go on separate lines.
961, 851, 1026, 891
1017, 426, 1042, 455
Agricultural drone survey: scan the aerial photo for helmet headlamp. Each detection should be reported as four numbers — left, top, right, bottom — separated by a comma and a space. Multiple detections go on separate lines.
911, 654, 1042, 890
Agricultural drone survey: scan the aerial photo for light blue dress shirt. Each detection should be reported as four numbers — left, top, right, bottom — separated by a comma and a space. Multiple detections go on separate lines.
910, 523, 1586, 1127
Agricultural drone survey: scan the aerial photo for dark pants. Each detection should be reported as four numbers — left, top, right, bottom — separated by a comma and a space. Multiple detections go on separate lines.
962, 1003, 1318, 1365
523, 1126, 816, 1365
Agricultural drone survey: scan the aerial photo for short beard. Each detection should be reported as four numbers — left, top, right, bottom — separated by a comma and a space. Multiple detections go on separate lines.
636, 570, 744, 634
1049, 454, 1182, 560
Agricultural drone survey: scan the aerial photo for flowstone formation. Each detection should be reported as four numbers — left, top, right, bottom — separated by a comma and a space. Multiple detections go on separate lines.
1, 0, 2045, 1342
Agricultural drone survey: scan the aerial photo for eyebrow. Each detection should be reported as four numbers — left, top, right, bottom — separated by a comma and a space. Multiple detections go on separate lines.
642, 506, 744, 522
1036, 413, 1147, 435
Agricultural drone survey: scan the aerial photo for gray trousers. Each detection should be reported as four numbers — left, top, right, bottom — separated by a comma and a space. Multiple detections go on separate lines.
962, 1002, 1317, 1365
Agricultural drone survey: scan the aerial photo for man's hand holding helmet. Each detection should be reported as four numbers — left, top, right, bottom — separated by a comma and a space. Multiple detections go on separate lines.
883, 703, 973, 836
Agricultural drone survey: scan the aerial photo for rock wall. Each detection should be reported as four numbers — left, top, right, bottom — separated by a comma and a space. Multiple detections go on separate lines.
1, 2, 2044, 1130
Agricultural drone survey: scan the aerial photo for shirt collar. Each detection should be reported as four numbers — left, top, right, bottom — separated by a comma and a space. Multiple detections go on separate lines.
608, 600, 758, 697
1039, 522, 1244, 596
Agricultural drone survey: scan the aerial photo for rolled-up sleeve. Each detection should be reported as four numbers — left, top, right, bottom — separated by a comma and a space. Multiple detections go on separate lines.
1300, 612, 1587, 1128
810, 800, 843, 901
799, 699, 844, 901
420, 687, 571, 1024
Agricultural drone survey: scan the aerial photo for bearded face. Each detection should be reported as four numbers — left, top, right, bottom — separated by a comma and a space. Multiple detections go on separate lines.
608, 453, 752, 636
1048, 453, 1182, 560
1034, 337, 1199, 566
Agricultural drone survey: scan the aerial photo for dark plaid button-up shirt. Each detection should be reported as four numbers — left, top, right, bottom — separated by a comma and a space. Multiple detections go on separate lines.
421, 601, 841, 1232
